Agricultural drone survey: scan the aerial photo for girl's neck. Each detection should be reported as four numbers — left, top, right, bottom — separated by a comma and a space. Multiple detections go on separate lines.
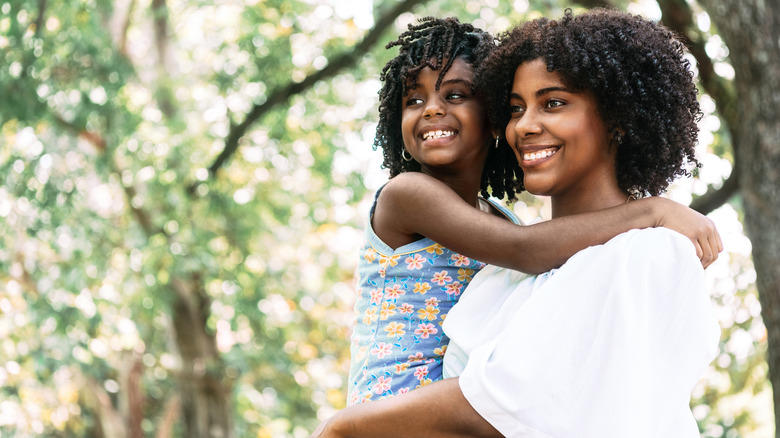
444, 177, 482, 208
421, 168, 484, 209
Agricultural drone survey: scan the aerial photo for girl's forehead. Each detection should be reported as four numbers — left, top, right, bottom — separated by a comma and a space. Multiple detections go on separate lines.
405, 58, 475, 86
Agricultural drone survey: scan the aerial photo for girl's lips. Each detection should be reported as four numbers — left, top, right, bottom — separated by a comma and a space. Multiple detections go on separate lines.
421, 129, 456, 141
419, 127, 458, 146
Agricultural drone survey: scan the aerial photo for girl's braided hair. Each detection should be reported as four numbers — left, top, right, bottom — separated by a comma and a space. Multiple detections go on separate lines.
375, 17, 522, 200
478, 8, 702, 196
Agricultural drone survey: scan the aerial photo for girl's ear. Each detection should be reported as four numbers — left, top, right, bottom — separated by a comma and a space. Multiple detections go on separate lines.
492, 130, 501, 150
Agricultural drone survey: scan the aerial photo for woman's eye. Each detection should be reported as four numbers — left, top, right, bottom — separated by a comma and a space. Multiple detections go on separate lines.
546, 99, 565, 109
510, 105, 525, 115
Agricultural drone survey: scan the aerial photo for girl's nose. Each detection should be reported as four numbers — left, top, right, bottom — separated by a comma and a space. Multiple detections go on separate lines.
422, 98, 446, 119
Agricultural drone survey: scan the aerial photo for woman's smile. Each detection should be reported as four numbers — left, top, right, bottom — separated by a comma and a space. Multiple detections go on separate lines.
520, 146, 559, 165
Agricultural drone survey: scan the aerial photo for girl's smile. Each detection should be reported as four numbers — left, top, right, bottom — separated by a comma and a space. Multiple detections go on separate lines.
401, 58, 491, 177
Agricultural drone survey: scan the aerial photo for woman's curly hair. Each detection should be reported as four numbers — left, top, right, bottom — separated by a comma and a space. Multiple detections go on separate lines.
374, 17, 522, 200
477, 8, 702, 196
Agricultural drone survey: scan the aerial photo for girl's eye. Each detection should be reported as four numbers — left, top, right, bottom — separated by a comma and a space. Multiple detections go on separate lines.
447, 91, 466, 100
405, 97, 423, 106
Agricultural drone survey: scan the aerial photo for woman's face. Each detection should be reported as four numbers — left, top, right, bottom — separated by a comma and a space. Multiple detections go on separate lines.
401, 58, 491, 178
505, 59, 618, 211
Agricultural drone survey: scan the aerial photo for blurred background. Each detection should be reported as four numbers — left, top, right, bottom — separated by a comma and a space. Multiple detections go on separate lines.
1, 0, 778, 436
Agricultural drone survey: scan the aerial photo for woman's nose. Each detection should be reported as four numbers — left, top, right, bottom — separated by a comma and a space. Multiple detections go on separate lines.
513, 111, 542, 137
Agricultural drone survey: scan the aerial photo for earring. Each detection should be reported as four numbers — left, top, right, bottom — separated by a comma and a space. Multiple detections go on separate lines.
625, 187, 641, 203
401, 148, 413, 162
495, 136, 500, 149
612, 131, 624, 145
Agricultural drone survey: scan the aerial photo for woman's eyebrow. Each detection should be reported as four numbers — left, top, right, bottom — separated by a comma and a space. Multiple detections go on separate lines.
535, 86, 574, 97
510, 86, 574, 100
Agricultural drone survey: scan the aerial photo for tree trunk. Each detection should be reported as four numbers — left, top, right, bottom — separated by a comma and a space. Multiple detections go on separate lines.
171, 276, 232, 437
697, 0, 780, 435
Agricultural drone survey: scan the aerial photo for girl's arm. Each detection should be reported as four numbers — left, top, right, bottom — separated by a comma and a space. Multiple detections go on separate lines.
373, 172, 721, 274
311, 378, 497, 438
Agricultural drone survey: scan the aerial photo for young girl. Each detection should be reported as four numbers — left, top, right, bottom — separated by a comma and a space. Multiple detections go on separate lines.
346, 15, 721, 408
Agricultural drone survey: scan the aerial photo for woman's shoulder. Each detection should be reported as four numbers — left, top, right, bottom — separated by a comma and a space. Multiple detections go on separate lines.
610, 227, 696, 256
565, 227, 702, 280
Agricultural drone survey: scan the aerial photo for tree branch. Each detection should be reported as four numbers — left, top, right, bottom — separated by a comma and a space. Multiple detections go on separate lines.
52, 114, 163, 238
655, 0, 740, 215
656, 0, 738, 128
34, 0, 47, 38
690, 168, 740, 215
571, 0, 613, 8
152, 0, 168, 64
201, 0, 429, 182
77, 370, 128, 438
154, 394, 181, 438
118, 0, 136, 57
152, 0, 175, 118
124, 355, 144, 438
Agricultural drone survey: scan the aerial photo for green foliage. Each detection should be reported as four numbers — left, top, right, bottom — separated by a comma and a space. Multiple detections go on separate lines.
0, 0, 769, 436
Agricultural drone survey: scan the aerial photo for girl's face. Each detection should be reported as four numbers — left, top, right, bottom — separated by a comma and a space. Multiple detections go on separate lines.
505, 58, 620, 215
401, 58, 491, 178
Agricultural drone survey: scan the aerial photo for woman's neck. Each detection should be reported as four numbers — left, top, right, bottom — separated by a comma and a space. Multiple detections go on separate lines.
551, 184, 628, 218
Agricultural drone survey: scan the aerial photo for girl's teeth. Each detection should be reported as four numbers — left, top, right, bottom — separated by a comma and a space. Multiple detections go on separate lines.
424, 130, 454, 140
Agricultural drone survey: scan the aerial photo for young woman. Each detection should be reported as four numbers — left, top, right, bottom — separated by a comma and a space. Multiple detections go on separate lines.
316, 9, 720, 437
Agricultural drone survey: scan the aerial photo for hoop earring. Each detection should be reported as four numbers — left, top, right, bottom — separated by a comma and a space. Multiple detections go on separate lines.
401, 149, 413, 162
625, 187, 642, 203
495, 136, 500, 149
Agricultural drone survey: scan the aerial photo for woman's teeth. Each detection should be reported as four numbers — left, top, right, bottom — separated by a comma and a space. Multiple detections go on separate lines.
523, 149, 557, 161
422, 130, 455, 140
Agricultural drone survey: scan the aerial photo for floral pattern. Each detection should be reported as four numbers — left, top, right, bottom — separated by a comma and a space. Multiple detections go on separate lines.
346, 189, 519, 405
347, 238, 486, 405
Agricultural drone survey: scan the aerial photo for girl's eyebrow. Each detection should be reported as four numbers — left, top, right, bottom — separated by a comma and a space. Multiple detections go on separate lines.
440, 78, 473, 87
407, 78, 473, 92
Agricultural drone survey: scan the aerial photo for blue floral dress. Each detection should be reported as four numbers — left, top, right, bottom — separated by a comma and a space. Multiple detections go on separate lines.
347, 187, 519, 405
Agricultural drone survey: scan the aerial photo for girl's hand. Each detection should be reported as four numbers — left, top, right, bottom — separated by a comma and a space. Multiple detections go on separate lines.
309, 419, 332, 438
649, 197, 723, 268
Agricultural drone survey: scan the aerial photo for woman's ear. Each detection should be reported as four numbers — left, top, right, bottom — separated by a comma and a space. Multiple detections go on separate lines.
609, 126, 625, 147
